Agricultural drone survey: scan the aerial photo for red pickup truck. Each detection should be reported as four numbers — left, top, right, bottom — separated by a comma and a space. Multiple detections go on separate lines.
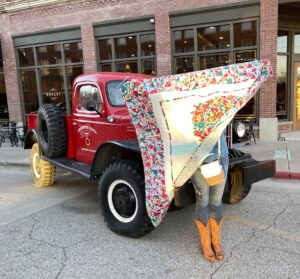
25, 72, 275, 238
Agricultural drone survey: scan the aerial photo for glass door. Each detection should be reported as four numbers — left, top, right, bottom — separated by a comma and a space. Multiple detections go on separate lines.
294, 62, 300, 130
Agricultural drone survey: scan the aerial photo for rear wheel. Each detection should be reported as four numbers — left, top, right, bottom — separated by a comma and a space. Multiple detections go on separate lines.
30, 143, 56, 188
222, 166, 252, 204
98, 160, 153, 238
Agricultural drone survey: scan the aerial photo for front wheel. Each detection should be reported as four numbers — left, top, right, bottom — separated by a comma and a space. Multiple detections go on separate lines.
30, 143, 56, 188
98, 160, 153, 238
222, 166, 252, 204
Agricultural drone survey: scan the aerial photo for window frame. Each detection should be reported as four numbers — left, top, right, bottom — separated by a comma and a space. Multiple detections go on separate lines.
16, 39, 84, 116
96, 31, 157, 75
171, 17, 259, 120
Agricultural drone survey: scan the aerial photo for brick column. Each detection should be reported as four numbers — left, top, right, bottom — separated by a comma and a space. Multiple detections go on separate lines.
259, 0, 278, 141
155, 8, 172, 76
1, 32, 23, 123
81, 21, 97, 73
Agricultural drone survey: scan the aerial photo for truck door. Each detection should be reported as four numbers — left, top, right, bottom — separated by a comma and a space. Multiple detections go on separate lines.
72, 83, 106, 164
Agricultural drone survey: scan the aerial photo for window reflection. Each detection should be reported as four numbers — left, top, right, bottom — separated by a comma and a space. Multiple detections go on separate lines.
142, 59, 156, 75
78, 85, 102, 111
141, 34, 155, 56
234, 51, 256, 63
198, 25, 230, 51
276, 55, 288, 119
100, 64, 112, 72
175, 57, 194, 74
115, 36, 137, 59
99, 39, 112, 60
174, 29, 194, 53
234, 21, 256, 47
116, 62, 138, 73
21, 70, 39, 114
18, 48, 35, 67
37, 44, 62, 65
277, 31, 288, 53
64, 42, 83, 63
40, 67, 65, 109
199, 53, 230, 70
294, 32, 300, 54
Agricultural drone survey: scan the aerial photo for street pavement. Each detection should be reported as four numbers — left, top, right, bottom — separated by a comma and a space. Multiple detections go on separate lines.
0, 133, 299, 278
0, 167, 299, 279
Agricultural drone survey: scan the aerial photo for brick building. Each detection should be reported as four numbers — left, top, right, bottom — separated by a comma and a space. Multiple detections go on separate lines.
0, 0, 300, 141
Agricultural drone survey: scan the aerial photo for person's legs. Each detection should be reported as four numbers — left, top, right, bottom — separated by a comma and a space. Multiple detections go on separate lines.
208, 157, 229, 260
191, 169, 215, 262
191, 169, 209, 224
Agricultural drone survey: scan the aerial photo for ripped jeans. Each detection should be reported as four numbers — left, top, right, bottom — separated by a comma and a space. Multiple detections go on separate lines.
191, 156, 229, 224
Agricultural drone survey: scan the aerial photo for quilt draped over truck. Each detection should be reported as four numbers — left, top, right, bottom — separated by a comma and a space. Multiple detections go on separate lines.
121, 59, 272, 227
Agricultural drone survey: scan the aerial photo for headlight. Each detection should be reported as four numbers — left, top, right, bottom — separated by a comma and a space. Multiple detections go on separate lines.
234, 122, 246, 138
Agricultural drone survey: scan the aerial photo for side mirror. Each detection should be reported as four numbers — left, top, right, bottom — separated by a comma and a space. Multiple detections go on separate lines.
86, 100, 102, 117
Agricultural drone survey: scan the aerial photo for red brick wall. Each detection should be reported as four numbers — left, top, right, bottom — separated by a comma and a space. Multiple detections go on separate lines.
259, 0, 278, 118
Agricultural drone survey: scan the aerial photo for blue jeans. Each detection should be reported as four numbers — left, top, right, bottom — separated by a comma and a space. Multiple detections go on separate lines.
191, 134, 229, 224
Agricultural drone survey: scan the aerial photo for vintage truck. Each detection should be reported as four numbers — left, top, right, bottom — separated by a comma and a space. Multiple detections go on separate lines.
24, 71, 276, 238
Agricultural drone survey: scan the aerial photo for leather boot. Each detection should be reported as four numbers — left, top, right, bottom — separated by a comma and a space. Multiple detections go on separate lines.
209, 217, 224, 260
194, 220, 216, 262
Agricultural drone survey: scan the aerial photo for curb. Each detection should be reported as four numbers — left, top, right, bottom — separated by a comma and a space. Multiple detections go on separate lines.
0, 162, 29, 167
274, 171, 300, 180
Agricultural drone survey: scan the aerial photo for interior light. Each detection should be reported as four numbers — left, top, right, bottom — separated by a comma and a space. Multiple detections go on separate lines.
184, 40, 187, 44
148, 44, 152, 48
128, 36, 133, 39
226, 44, 230, 47
131, 54, 135, 57
219, 36, 224, 40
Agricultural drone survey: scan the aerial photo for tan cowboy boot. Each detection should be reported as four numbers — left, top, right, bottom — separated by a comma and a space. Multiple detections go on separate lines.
195, 220, 216, 262
209, 217, 224, 260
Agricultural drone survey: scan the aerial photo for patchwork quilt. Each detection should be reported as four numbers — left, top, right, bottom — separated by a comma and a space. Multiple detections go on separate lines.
121, 59, 272, 227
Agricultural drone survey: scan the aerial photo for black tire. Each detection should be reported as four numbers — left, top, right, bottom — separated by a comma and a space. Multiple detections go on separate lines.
37, 104, 66, 158
98, 160, 154, 238
222, 166, 252, 204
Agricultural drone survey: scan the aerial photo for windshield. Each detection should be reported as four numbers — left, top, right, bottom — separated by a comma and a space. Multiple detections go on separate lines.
106, 81, 126, 107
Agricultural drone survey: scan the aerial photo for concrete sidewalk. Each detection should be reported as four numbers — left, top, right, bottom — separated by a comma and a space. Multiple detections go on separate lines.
0, 132, 299, 180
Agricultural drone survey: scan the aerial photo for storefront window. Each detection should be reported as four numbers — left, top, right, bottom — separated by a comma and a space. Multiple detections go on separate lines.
115, 36, 138, 59
98, 32, 156, 75
277, 31, 288, 53
234, 21, 256, 47
276, 55, 288, 119
199, 53, 230, 70
21, 70, 39, 114
141, 34, 155, 56
99, 39, 112, 60
116, 62, 138, 73
18, 47, 35, 67
174, 29, 194, 53
17, 40, 83, 115
294, 32, 300, 54
37, 44, 62, 65
173, 19, 258, 119
175, 57, 194, 74
40, 67, 65, 108
198, 25, 230, 51
64, 42, 83, 63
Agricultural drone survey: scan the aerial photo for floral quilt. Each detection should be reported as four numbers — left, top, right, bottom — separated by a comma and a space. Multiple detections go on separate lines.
121, 59, 272, 227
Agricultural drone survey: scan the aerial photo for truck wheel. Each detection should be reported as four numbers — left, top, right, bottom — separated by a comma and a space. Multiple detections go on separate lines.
222, 166, 252, 204
98, 160, 154, 238
30, 143, 56, 188
37, 104, 66, 158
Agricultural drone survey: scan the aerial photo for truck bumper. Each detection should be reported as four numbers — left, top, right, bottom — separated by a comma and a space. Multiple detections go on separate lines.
240, 159, 276, 185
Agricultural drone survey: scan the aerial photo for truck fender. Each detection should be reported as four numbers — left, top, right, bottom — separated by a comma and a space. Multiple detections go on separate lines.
24, 129, 39, 149
91, 140, 142, 179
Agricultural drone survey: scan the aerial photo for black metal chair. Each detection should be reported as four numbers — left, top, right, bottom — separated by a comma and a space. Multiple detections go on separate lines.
246, 120, 256, 144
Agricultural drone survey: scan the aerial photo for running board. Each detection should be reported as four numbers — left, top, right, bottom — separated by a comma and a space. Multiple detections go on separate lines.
44, 157, 92, 179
